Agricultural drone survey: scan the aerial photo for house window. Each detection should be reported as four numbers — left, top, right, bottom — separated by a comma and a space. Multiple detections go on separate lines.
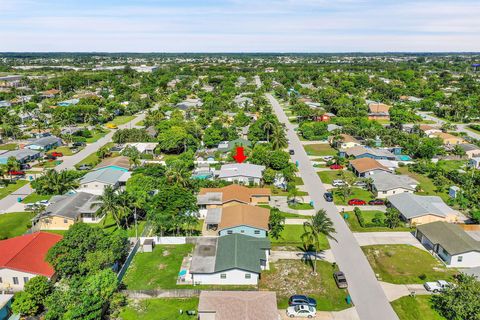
23, 277, 29, 284
220, 274, 226, 279
382, 191, 387, 194
13, 277, 19, 285
0, 277, 2, 283
254, 230, 260, 235
245, 273, 251, 279
227, 230, 233, 235
457, 256, 463, 262
240, 230, 245, 233
64, 219, 68, 223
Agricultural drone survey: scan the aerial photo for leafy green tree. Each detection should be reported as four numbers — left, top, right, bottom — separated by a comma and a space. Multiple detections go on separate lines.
270, 125, 288, 150
268, 208, 285, 240
299, 121, 328, 140
385, 207, 401, 228
11, 276, 52, 316
6, 156, 19, 180
31, 169, 80, 195
96, 145, 111, 159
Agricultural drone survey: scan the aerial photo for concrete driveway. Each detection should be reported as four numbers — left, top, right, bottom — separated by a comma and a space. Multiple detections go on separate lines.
279, 307, 359, 320
380, 282, 431, 302
353, 232, 425, 250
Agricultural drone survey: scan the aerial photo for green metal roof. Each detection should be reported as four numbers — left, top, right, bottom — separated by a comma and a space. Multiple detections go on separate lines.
214, 234, 270, 273
417, 221, 480, 255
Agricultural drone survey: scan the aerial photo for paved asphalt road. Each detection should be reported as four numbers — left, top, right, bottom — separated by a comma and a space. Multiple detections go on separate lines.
267, 93, 399, 320
418, 111, 480, 140
0, 112, 147, 213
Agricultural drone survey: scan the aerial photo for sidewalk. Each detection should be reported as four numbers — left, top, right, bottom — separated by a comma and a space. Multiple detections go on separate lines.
280, 307, 359, 320
353, 232, 425, 250
270, 249, 335, 263
379, 282, 430, 301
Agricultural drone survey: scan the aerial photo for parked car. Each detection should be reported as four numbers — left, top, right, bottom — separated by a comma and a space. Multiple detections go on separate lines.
323, 156, 334, 161
289, 149, 295, 155
368, 199, 385, 205
44, 154, 57, 160
348, 199, 366, 205
333, 271, 348, 289
51, 152, 63, 157
353, 181, 368, 189
329, 164, 343, 170
286, 305, 316, 318
332, 180, 346, 187
424, 280, 450, 293
9, 170, 25, 176
106, 123, 118, 129
72, 142, 86, 147
20, 163, 31, 170
288, 295, 317, 307
324, 192, 334, 202
77, 164, 92, 171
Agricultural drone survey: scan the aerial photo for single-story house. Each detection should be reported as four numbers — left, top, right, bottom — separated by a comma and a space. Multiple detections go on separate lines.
25, 136, 62, 151
198, 184, 270, 209
469, 157, 480, 169
349, 158, 391, 177
198, 291, 279, 320
330, 134, 362, 149
458, 143, 480, 159
0, 149, 41, 164
217, 138, 252, 153
367, 102, 391, 120
189, 234, 270, 285
78, 168, 131, 195
32, 192, 101, 231
205, 204, 270, 238
430, 132, 466, 145
416, 221, 480, 268
176, 98, 203, 110
124, 142, 158, 155
387, 193, 461, 226
94, 156, 130, 172
419, 124, 441, 136
0, 232, 62, 291
217, 163, 266, 185
340, 145, 396, 160
370, 172, 418, 198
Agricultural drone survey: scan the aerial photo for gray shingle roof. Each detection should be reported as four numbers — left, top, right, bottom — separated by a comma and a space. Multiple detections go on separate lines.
0, 149, 40, 160
40, 192, 99, 220
371, 172, 418, 192
27, 136, 61, 147
388, 193, 457, 219
80, 168, 126, 185
417, 221, 480, 255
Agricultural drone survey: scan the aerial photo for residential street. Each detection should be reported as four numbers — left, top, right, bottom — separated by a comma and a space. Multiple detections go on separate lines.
417, 111, 480, 140
267, 93, 399, 320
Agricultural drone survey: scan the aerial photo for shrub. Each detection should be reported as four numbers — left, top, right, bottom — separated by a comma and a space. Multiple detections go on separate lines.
354, 207, 365, 227
418, 273, 427, 280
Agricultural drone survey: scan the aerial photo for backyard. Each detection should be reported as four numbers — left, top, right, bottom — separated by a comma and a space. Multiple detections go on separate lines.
395, 167, 449, 202
110, 115, 136, 126
392, 296, 445, 320
0, 211, 35, 239
362, 245, 458, 284
0, 179, 29, 200
269, 224, 330, 250
342, 210, 413, 232
304, 144, 337, 156
259, 259, 350, 310
120, 298, 199, 320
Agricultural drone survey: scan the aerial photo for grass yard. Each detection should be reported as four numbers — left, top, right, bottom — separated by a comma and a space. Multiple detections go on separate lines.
436, 160, 467, 172
259, 259, 350, 311
269, 224, 330, 250
396, 167, 449, 202
0, 143, 18, 150
135, 120, 145, 126
293, 176, 304, 185
0, 212, 35, 239
49, 146, 74, 156
467, 125, 480, 134
75, 142, 115, 168
34, 160, 61, 169
258, 205, 306, 218
304, 144, 337, 156
342, 211, 413, 232
392, 296, 445, 320
86, 129, 109, 143
288, 202, 314, 210
0, 179, 29, 200
362, 245, 458, 284
123, 244, 194, 290
110, 115, 136, 126
120, 298, 199, 320
332, 187, 374, 205
317, 170, 356, 184
268, 185, 308, 196
21, 193, 52, 204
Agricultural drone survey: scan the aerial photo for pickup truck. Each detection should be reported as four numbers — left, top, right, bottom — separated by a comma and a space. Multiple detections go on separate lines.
424, 280, 450, 293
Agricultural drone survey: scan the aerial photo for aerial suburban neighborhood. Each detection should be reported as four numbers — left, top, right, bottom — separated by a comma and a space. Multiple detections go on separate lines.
1, 1, 480, 320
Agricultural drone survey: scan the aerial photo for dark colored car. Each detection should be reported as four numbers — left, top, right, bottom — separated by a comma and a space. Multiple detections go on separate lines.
44, 154, 57, 160
333, 271, 348, 289
329, 164, 343, 170
51, 152, 63, 157
288, 295, 317, 308
289, 149, 295, 155
77, 164, 92, 171
368, 199, 385, 205
348, 199, 367, 206
9, 170, 25, 176
324, 192, 334, 202
73, 142, 86, 147
20, 163, 31, 170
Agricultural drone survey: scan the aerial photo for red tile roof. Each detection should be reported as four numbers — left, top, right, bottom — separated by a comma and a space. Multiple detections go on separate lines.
0, 232, 62, 277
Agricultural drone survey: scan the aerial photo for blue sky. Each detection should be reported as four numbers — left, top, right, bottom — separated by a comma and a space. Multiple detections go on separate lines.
1, 0, 479, 52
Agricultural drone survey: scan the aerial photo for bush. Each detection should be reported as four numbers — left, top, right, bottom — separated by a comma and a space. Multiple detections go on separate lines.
418, 273, 427, 280
354, 207, 365, 227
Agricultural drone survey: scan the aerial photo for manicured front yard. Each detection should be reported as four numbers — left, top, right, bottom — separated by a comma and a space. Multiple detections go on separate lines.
392, 296, 445, 320
22, 193, 52, 204
123, 244, 194, 290
436, 160, 467, 172
288, 202, 314, 210
49, 146, 74, 156
396, 167, 449, 202
0, 143, 18, 150
0, 212, 35, 239
0, 179, 29, 200
120, 298, 199, 320
317, 170, 356, 184
268, 185, 308, 196
304, 144, 337, 156
342, 210, 413, 232
86, 129, 109, 143
75, 142, 115, 168
332, 187, 374, 205
259, 259, 350, 310
258, 205, 305, 218
362, 245, 458, 284
110, 115, 136, 126
269, 224, 330, 250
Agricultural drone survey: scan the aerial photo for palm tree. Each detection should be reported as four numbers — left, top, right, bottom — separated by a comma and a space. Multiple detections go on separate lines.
91, 186, 122, 228
165, 164, 190, 187
6, 157, 20, 181
261, 118, 275, 142
96, 145, 110, 159
270, 125, 288, 150
301, 210, 336, 274
287, 185, 303, 204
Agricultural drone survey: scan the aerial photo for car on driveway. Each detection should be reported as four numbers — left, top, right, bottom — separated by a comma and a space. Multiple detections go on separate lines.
51, 151, 63, 157
44, 154, 57, 160
9, 170, 25, 176
424, 280, 450, 293
332, 180, 346, 187
286, 305, 316, 318
77, 164, 92, 171
348, 199, 366, 206
353, 181, 368, 189
324, 192, 333, 202
368, 199, 385, 205
329, 164, 343, 170
334, 271, 348, 289
288, 295, 317, 307
289, 149, 295, 155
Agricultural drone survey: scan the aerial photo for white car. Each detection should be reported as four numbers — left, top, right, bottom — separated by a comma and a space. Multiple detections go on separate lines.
424, 280, 450, 293
286, 305, 316, 318
323, 156, 334, 161
332, 180, 346, 187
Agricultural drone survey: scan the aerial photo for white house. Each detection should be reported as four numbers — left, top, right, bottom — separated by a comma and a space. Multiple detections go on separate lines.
370, 172, 418, 198
78, 168, 131, 195
217, 163, 265, 185
416, 222, 480, 268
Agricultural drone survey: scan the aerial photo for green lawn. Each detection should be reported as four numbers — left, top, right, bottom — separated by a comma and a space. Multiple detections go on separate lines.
332, 187, 374, 205
75, 142, 115, 168
396, 167, 449, 202
0, 179, 29, 200
135, 120, 145, 126
110, 115, 135, 126
392, 296, 445, 320
49, 146, 74, 156
258, 205, 305, 218
269, 224, 330, 250
293, 176, 304, 185
120, 298, 199, 320
362, 245, 458, 284
34, 160, 61, 169
342, 210, 413, 232
467, 125, 480, 134
288, 202, 314, 210
0, 143, 18, 151
317, 170, 356, 184
21, 193, 52, 204
304, 144, 337, 156
268, 185, 308, 196
436, 160, 467, 172
0, 212, 35, 239
86, 129, 109, 143
259, 259, 350, 311
123, 244, 194, 290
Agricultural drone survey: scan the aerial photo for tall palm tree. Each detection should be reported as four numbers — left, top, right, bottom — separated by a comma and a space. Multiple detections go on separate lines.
91, 186, 122, 228
287, 185, 303, 204
6, 157, 20, 181
261, 118, 275, 142
270, 125, 288, 150
301, 210, 336, 274
165, 165, 190, 187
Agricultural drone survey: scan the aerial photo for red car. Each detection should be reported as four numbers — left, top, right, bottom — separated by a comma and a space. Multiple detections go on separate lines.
348, 199, 367, 206
9, 170, 25, 176
368, 199, 385, 205
51, 152, 63, 157
330, 164, 344, 170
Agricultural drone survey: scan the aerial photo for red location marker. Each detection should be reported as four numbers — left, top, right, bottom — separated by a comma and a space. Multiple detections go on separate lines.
233, 147, 247, 163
